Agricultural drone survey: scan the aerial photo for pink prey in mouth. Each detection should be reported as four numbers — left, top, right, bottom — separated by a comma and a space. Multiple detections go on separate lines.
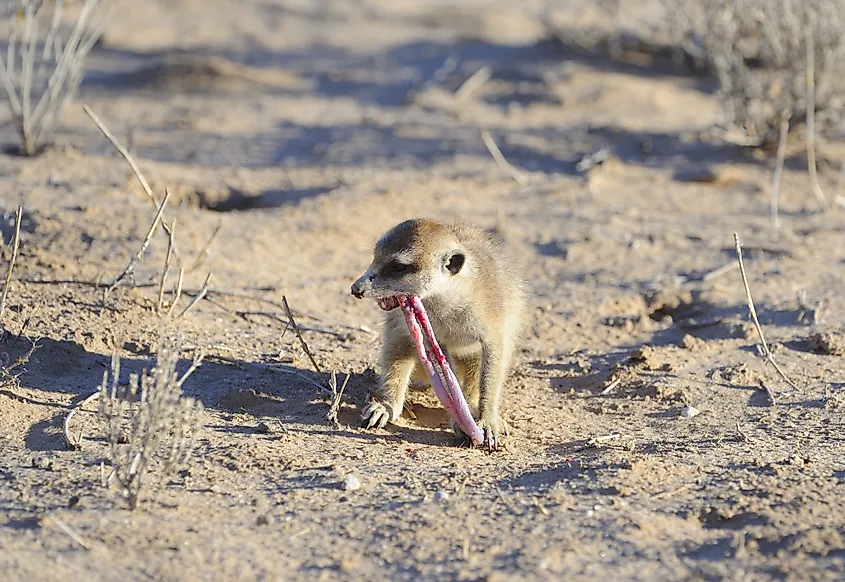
377, 296, 401, 311
398, 296, 484, 447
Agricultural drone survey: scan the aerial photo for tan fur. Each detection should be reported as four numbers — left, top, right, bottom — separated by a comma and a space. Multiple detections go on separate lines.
351, 218, 525, 447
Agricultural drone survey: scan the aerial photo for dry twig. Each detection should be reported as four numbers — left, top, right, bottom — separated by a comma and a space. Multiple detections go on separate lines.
156, 219, 176, 315
63, 389, 102, 450
805, 23, 828, 211
770, 117, 789, 231
281, 295, 322, 374
45, 513, 90, 550
205, 353, 329, 394
188, 219, 222, 273
83, 105, 178, 248
0, 206, 23, 321
104, 188, 171, 302
454, 65, 492, 102
325, 371, 350, 426
734, 233, 800, 399
167, 268, 184, 316
176, 272, 210, 319
480, 129, 528, 185
652, 483, 693, 500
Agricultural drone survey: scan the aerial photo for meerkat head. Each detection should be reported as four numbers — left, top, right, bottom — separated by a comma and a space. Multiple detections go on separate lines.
351, 219, 467, 311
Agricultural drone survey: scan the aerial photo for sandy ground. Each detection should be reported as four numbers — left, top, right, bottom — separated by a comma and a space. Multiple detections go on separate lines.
1, 1, 845, 580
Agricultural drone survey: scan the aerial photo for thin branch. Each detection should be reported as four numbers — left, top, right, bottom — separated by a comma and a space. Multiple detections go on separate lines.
454, 65, 491, 102
83, 105, 179, 249
805, 24, 827, 211
104, 188, 171, 302
45, 513, 90, 550
734, 233, 800, 399
63, 389, 102, 450
480, 129, 528, 185
84, 104, 157, 203
167, 267, 184, 316
281, 295, 322, 374
205, 353, 329, 394
176, 272, 210, 319
156, 219, 176, 315
176, 351, 205, 388
0, 206, 23, 321
188, 219, 222, 273
326, 371, 351, 426
770, 117, 789, 231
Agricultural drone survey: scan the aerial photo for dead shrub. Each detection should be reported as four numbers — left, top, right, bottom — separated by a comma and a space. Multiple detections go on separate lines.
0, 0, 113, 155
99, 341, 204, 510
669, 0, 845, 145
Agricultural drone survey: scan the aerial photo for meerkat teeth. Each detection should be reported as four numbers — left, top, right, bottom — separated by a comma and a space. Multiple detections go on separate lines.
377, 296, 400, 311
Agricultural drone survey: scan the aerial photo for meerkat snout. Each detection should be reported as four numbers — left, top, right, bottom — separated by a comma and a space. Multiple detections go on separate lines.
351, 271, 373, 299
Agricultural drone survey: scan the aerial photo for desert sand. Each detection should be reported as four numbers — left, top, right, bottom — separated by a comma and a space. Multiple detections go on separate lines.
1, 1, 844, 580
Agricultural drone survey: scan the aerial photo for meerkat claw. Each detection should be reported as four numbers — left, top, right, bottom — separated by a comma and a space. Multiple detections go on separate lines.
361, 401, 391, 429
484, 427, 497, 452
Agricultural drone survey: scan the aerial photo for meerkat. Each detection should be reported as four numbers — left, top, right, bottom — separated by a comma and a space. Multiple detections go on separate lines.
350, 218, 525, 449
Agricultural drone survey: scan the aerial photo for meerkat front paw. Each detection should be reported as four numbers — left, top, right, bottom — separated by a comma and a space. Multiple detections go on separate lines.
477, 415, 510, 452
361, 400, 395, 429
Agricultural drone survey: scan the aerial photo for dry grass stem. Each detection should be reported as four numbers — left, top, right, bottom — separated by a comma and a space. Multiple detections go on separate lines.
46, 513, 90, 550
652, 483, 693, 500
205, 353, 329, 394
281, 295, 322, 374
770, 117, 789, 231
805, 23, 827, 210
168, 267, 185, 316
188, 219, 222, 273
599, 378, 620, 395
105, 188, 171, 302
63, 388, 102, 450
480, 129, 528, 185
0, 206, 23, 321
454, 65, 491, 102
734, 233, 800, 399
176, 272, 210, 319
156, 219, 176, 315
83, 105, 178, 249
757, 378, 778, 406
325, 371, 350, 426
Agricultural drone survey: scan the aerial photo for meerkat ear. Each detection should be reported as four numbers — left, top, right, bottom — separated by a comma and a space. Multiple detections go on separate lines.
445, 251, 465, 275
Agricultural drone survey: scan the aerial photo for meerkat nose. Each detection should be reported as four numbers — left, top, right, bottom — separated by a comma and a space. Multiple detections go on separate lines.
351, 276, 371, 298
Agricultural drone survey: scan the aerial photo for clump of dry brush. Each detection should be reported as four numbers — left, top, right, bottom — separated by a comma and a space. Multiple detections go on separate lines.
669, 0, 845, 146
99, 341, 204, 510
0, 0, 113, 155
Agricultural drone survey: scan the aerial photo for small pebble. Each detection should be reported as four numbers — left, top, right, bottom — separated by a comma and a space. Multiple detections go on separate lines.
342, 474, 361, 491
433, 490, 450, 502
681, 406, 700, 418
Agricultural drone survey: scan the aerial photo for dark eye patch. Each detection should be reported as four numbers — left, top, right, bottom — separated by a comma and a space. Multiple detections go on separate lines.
382, 261, 415, 276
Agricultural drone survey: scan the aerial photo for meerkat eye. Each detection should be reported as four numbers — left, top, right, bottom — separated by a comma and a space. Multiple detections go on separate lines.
383, 260, 412, 275
445, 252, 465, 275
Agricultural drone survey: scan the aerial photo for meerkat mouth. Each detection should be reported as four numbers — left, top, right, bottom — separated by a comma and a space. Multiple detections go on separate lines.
377, 296, 402, 311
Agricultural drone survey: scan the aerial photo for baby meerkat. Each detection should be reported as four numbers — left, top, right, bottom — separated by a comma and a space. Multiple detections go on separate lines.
351, 218, 525, 449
